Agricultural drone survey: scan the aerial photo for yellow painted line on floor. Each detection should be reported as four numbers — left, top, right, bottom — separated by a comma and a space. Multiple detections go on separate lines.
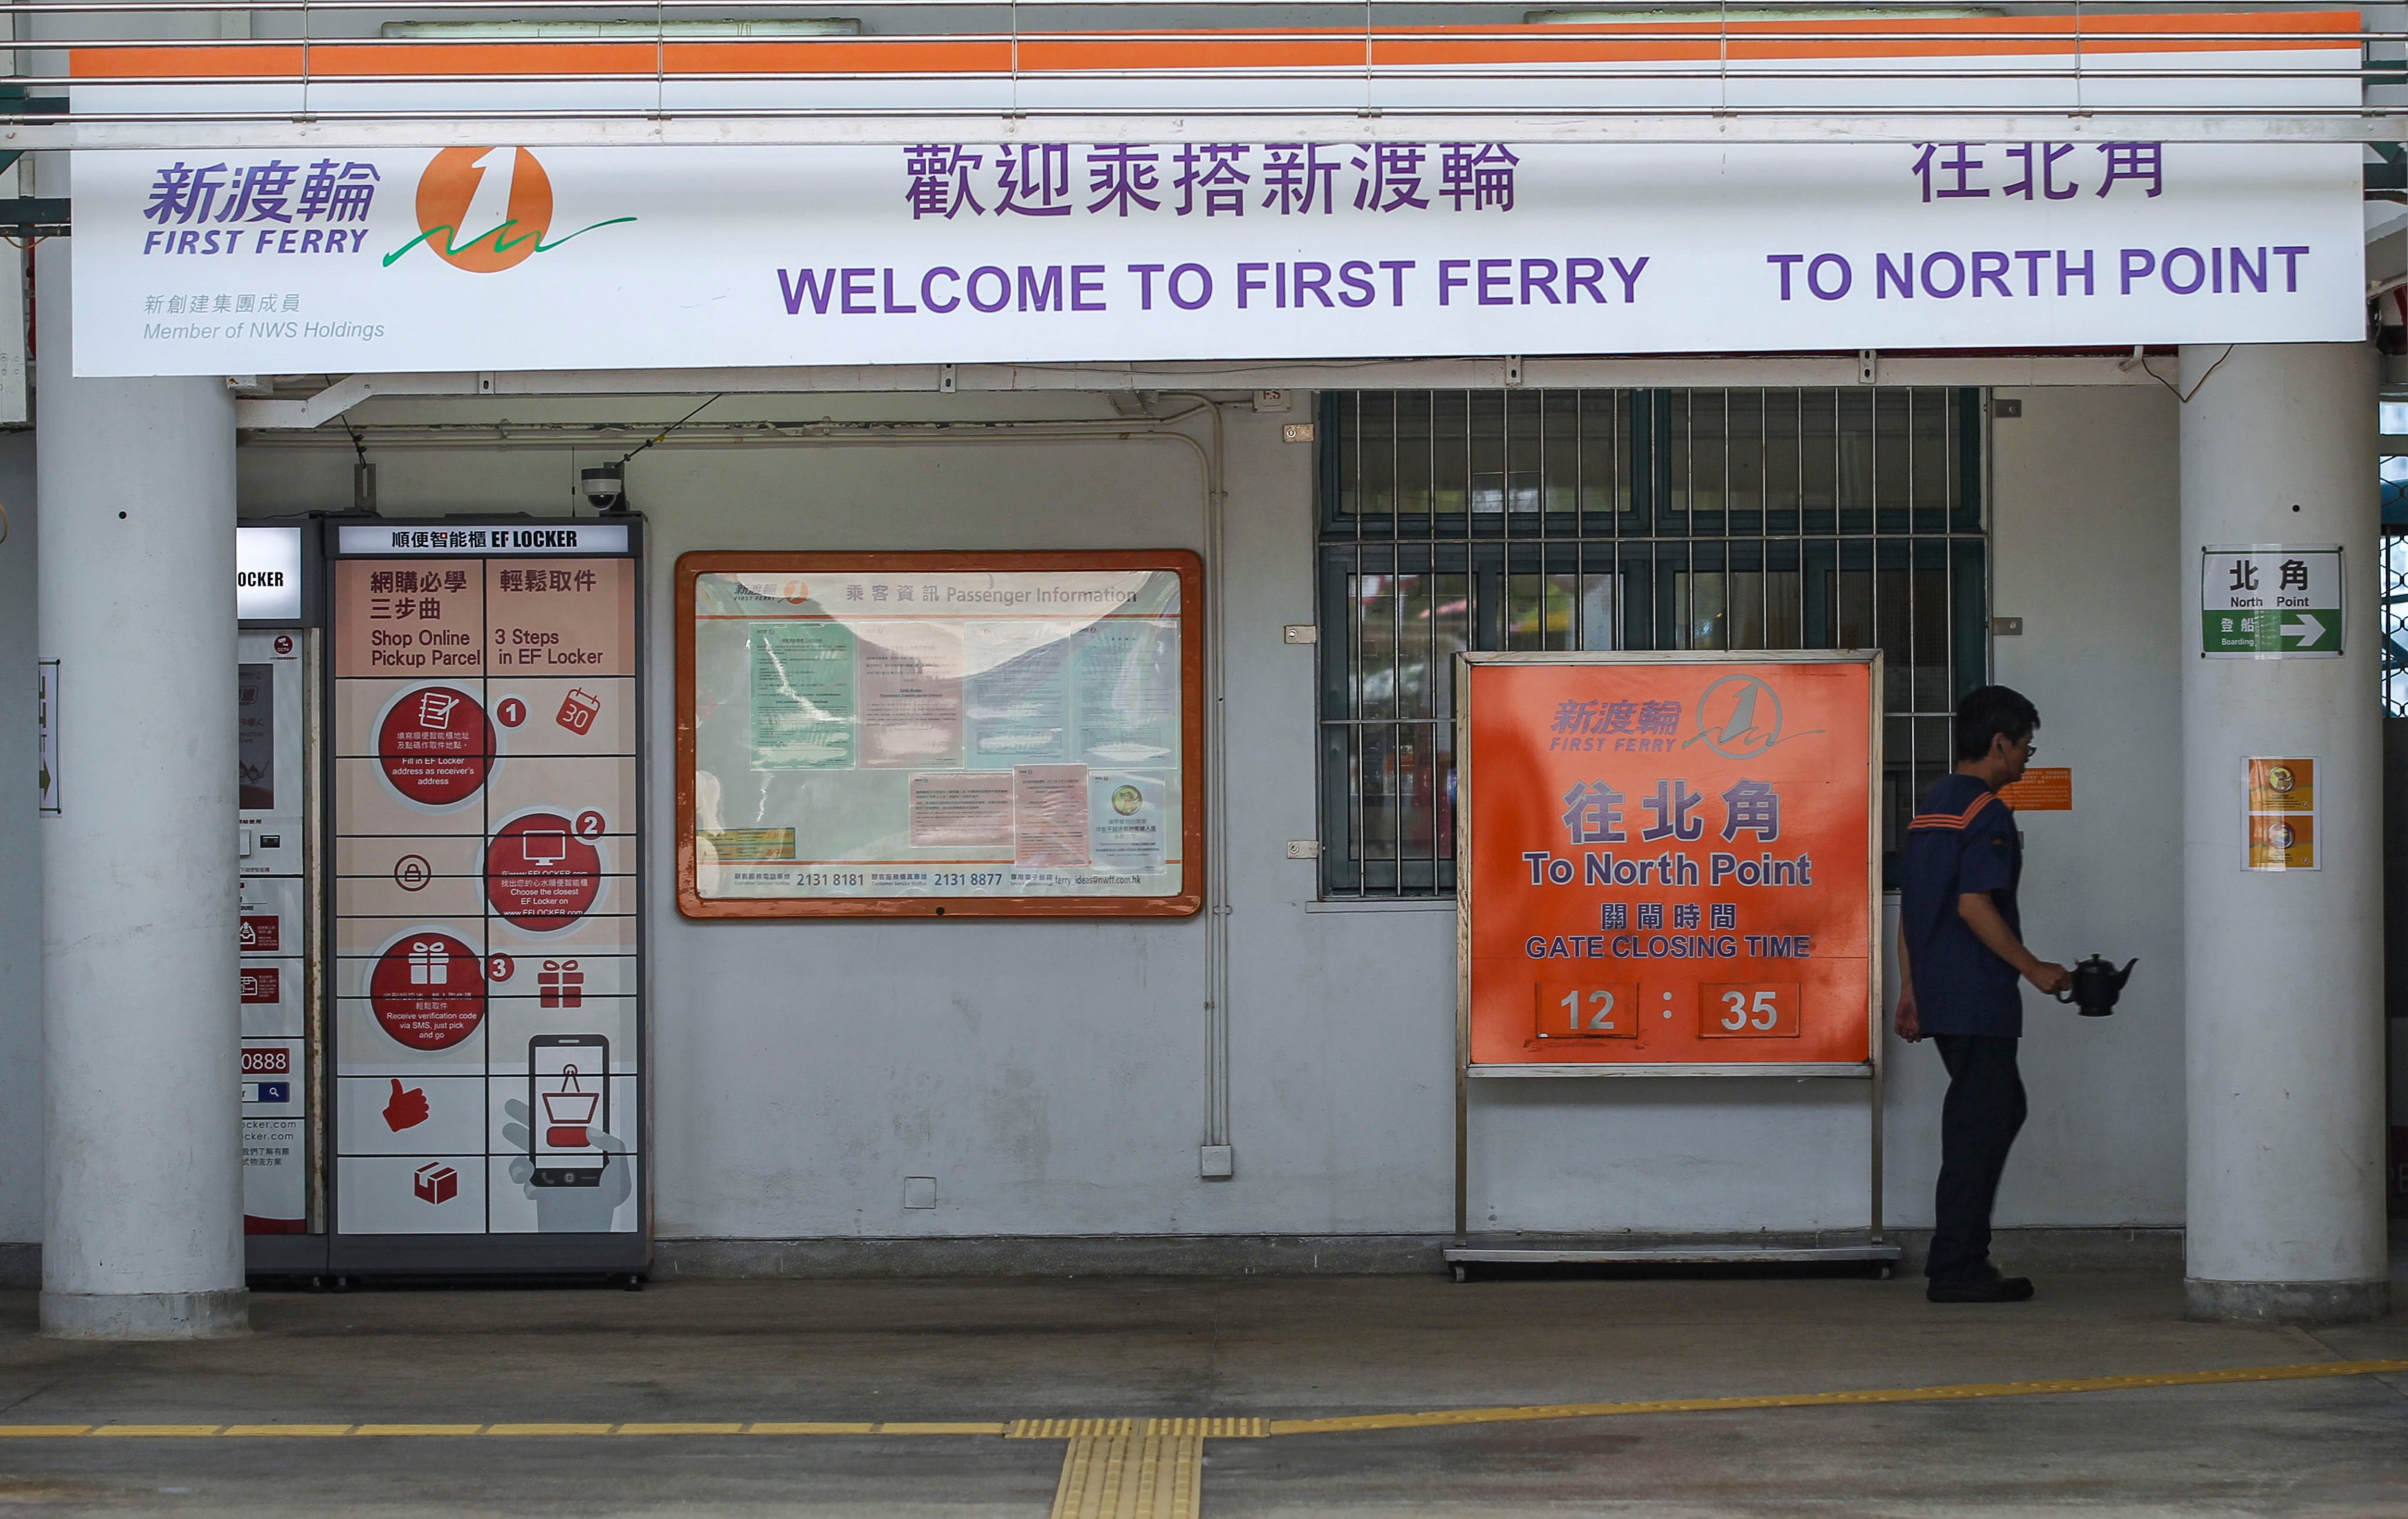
1267, 1357, 2408, 1435
4, 1358, 2399, 1443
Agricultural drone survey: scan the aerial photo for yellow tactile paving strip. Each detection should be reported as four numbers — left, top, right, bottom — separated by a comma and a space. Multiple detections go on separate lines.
1050, 1435, 1203, 1519
0, 1357, 2398, 1442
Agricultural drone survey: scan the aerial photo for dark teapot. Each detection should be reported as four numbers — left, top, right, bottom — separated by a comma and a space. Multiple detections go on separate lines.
2052, 955, 2136, 1017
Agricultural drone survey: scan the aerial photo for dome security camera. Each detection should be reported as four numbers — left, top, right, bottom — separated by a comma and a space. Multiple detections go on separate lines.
580, 464, 626, 511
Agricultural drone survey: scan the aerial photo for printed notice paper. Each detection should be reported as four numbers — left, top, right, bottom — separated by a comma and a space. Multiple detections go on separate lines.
749, 623, 855, 769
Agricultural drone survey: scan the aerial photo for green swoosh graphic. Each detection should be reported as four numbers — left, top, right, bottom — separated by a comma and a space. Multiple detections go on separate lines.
382, 215, 638, 268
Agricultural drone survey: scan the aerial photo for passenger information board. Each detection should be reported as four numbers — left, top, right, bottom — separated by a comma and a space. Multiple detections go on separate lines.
1458, 652, 1878, 1071
678, 551, 1203, 918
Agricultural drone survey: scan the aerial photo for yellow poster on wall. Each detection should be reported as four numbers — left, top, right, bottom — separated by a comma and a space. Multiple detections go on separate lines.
2245, 757, 2317, 870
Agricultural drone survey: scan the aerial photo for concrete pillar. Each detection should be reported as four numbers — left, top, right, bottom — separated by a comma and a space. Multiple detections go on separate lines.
34, 236, 248, 1337
2180, 341, 2389, 1324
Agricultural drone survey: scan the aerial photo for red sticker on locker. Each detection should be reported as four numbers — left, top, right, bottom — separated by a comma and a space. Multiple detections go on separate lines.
556, 687, 601, 735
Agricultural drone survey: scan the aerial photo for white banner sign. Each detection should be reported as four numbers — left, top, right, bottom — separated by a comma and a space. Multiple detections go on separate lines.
68, 34, 2368, 375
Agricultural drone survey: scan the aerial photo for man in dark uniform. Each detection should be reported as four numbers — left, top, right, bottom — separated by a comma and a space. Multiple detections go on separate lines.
1895, 685, 2069, 1304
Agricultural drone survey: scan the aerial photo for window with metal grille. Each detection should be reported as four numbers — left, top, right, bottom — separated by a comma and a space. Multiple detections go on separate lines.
1317, 387, 1989, 898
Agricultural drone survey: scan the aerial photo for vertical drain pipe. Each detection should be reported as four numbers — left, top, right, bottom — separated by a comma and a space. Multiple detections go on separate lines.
1165, 394, 1233, 1175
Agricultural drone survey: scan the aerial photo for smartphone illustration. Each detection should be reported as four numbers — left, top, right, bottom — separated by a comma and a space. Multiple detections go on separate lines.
529, 1034, 610, 1189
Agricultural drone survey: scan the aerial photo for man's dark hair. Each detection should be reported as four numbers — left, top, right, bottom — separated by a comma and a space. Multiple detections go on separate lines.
1953, 684, 2039, 762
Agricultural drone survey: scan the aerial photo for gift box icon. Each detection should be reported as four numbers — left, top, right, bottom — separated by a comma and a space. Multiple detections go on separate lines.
539, 959, 583, 1010
408, 941, 449, 986
412, 1162, 458, 1205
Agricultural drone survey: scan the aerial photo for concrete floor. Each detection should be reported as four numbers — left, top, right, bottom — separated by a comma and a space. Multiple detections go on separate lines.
0, 1263, 2400, 1516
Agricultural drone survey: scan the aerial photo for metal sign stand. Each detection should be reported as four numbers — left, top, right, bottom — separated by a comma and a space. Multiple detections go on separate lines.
1442, 650, 1902, 1281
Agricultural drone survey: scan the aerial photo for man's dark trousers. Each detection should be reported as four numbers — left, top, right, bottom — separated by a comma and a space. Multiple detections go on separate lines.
1927, 1034, 2026, 1283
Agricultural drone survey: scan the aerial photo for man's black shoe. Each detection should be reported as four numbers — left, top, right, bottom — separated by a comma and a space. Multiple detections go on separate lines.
1926, 1270, 2035, 1303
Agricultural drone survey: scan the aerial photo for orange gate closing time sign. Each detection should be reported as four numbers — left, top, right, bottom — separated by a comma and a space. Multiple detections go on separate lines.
1461, 654, 1878, 1069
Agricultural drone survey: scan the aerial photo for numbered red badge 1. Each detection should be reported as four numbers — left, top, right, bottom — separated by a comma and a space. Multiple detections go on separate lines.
377, 686, 491, 805
495, 697, 528, 729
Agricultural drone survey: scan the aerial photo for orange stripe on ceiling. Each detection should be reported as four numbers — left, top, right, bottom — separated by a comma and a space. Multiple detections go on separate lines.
71, 12, 2360, 81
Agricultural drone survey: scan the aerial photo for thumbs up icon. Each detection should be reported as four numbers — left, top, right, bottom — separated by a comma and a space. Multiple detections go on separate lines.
383, 1078, 430, 1133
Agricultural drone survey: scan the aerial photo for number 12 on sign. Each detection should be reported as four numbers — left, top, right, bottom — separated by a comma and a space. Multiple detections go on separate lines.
1535, 983, 1638, 1039
1700, 982, 1802, 1038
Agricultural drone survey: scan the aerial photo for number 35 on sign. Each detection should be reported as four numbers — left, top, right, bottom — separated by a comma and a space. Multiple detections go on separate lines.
1699, 982, 1801, 1038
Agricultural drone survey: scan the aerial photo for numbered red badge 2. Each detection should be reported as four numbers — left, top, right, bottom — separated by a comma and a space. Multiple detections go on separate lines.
369, 932, 487, 1050
377, 686, 492, 805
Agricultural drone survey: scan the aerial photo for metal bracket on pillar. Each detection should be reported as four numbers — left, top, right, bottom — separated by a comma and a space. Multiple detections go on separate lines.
234, 373, 479, 429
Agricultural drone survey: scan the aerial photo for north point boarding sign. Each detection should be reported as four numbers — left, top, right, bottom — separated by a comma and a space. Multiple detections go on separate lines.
1457, 653, 1879, 1072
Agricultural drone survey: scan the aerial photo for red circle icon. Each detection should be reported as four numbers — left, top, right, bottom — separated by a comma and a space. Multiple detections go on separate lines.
377, 687, 491, 805
487, 953, 516, 983
485, 812, 603, 929
273, 634, 295, 655
369, 932, 487, 1050
574, 810, 606, 840
496, 697, 528, 729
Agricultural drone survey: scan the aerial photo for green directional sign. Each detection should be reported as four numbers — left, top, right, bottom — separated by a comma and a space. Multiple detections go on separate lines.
2200, 546, 2343, 658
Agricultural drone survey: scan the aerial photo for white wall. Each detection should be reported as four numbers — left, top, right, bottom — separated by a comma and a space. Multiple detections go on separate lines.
1972, 384, 2188, 1228
144, 384, 2192, 1244
0, 431, 41, 1249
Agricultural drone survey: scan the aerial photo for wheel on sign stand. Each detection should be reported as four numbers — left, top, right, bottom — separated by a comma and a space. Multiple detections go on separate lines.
624, 1274, 644, 1292
1877, 1263, 1893, 1281
1451, 1264, 1469, 1284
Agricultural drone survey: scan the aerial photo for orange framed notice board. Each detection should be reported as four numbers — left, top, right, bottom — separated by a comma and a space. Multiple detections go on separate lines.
1450, 650, 1892, 1256
677, 550, 1204, 919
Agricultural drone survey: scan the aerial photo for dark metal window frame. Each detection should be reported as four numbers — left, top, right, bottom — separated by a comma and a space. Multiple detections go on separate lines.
1315, 387, 1990, 899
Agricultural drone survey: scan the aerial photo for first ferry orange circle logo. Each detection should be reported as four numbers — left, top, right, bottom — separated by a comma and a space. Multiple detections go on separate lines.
385, 147, 636, 273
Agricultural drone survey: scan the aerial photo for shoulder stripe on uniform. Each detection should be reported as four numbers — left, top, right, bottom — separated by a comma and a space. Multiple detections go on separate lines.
1908, 792, 2003, 830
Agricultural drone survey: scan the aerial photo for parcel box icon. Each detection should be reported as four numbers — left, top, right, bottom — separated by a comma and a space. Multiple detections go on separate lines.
412, 1162, 459, 1205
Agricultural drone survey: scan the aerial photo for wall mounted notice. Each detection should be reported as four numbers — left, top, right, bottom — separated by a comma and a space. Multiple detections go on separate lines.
2244, 756, 2317, 871
678, 551, 1203, 918
1458, 653, 1878, 1070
